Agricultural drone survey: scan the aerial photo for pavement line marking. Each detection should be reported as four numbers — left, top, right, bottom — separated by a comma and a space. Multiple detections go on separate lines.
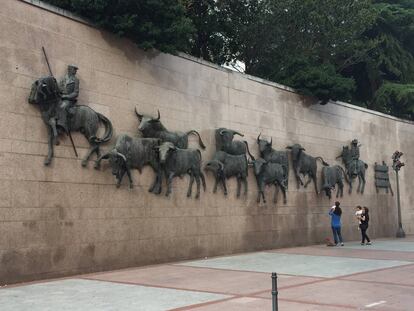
365, 300, 386, 308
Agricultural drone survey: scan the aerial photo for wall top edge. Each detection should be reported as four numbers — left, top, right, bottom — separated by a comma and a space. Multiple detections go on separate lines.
19, 0, 414, 126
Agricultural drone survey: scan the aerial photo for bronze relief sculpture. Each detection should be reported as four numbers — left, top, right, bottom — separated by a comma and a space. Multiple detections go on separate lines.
286, 144, 328, 194
336, 139, 368, 194
28, 74, 113, 166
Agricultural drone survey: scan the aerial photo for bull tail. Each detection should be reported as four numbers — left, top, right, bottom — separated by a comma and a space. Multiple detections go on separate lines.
315, 157, 329, 166
93, 113, 113, 144
243, 141, 255, 160
186, 130, 206, 149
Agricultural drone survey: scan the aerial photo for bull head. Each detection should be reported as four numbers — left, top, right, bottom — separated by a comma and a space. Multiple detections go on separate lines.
135, 107, 161, 132
219, 129, 244, 137
157, 142, 176, 164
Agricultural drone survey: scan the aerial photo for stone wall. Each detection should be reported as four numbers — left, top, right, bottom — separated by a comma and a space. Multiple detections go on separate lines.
1, 0, 413, 284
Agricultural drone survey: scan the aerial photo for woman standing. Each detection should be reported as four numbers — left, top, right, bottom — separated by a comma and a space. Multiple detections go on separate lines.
360, 207, 371, 245
329, 201, 344, 246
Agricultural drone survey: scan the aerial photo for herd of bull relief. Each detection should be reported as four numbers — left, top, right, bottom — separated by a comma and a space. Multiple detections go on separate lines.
29, 69, 375, 204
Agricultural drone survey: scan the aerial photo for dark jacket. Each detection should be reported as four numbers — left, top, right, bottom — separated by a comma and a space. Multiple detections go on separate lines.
360, 213, 369, 229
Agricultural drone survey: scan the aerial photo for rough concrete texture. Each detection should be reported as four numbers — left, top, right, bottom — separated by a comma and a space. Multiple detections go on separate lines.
0, 0, 414, 284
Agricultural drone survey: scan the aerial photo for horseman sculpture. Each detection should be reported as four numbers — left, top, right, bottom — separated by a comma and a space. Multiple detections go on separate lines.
336, 140, 368, 194
28, 74, 113, 166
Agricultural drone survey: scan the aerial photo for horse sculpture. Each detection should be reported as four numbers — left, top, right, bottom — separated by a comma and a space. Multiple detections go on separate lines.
28, 76, 113, 166
337, 146, 368, 194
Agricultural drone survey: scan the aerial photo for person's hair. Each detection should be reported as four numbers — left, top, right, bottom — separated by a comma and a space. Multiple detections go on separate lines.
334, 206, 342, 216
335, 201, 340, 207
356, 205, 362, 210
363, 206, 369, 214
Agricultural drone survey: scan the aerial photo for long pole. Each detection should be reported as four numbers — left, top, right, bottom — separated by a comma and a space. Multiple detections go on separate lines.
41, 46, 78, 158
271, 272, 278, 311
396, 170, 405, 238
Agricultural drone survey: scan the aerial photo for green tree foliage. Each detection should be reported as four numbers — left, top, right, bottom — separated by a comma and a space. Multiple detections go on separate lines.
44, 0, 414, 120
44, 0, 194, 54
344, 0, 414, 119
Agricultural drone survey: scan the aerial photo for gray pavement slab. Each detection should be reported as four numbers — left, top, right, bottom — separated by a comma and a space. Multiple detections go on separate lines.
342, 240, 414, 252
0, 279, 229, 311
177, 252, 411, 277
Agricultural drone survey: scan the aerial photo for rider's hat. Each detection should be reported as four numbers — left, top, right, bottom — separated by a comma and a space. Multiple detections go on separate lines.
68, 64, 78, 70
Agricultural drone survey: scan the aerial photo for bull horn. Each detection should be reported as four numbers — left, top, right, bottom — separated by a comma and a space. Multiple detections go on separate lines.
219, 129, 227, 136
116, 152, 127, 162
156, 110, 160, 121
257, 132, 261, 143
218, 161, 224, 171
135, 107, 143, 119
286, 145, 293, 149
300, 147, 305, 151
269, 137, 272, 146
232, 130, 244, 137
244, 141, 255, 161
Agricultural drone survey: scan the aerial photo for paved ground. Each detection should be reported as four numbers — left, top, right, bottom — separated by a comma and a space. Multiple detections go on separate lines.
2, 237, 414, 310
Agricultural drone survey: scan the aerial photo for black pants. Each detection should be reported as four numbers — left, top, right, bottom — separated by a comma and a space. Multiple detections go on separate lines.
360, 224, 370, 243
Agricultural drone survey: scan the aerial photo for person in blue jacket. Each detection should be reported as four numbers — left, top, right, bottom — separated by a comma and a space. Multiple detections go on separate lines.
329, 201, 344, 246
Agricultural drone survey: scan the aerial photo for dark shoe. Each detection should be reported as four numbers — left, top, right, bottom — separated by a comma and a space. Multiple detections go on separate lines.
366, 242, 371, 245
361, 242, 365, 245
341, 243, 344, 246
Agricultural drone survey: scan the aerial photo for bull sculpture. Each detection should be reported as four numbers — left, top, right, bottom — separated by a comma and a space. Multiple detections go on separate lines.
321, 165, 347, 199
95, 134, 162, 192
249, 157, 287, 204
157, 142, 206, 198
28, 76, 113, 166
286, 144, 328, 194
257, 133, 289, 188
135, 107, 205, 149
204, 151, 249, 197
215, 128, 246, 155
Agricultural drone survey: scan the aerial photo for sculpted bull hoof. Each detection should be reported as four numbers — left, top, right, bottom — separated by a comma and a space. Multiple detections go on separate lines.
55, 140, 60, 146
116, 183, 121, 188
195, 194, 200, 199
129, 184, 134, 189
94, 162, 100, 170
81, 160, 88, 167
44, 158, 51, 166
187, 193, 191, 198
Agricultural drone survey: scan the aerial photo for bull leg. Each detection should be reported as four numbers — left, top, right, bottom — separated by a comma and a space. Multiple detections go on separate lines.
82, 144, 98, 167
236, 177, 241, 198
360, 173, 366, 194
338, 181, 344, 198
187, 174, 195, 197
213, 176, 219, 193
126, 167, 133, 189
221, 177, 228, 196
257, 191, 262, 203
295, 170, 303, 189
116, 170, 126, 188
312, 174, 319, 194
153, 170, 163, 194
195, 175, 201, 199
149, 169, 160, 193
281, 184, 287, 204
44, 125, 54, 166
243, 177, 248, 196
273, 184, 279, 204
304, 176, 312, 188
348, 175, 353, 194
166, 172, 174, 197
200, 172, 206, 192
